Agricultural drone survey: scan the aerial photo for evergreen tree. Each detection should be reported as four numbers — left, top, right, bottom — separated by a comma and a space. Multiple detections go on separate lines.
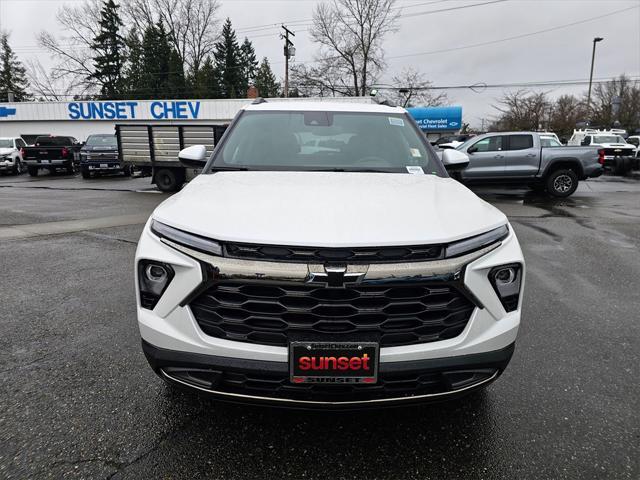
89, 0, 126, 99
168, 48, 187, 98
140, 22, 171, 98
192, 55, 219, 99
239, 37, 258, 94
123, 28, 144, 96
254, 57, 280, 98
0, 33, 31, 102
213, 18, 243, 98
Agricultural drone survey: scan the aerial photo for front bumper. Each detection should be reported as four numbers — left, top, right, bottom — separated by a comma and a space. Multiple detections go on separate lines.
24, 159, 69, 166
82, 161, 123, 171
144, 339, 515, 407
136, 220, 525, 406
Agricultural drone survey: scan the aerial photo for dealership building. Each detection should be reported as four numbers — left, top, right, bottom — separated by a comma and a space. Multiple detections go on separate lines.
0, 98, 463, 143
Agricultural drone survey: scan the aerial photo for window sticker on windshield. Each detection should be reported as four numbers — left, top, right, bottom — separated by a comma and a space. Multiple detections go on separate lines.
389, 117, 405, 127
406, 166, 424, 174
410, 148, 421, 158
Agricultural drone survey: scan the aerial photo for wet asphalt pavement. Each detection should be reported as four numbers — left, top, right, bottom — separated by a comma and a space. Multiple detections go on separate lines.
0, 172, 638, 479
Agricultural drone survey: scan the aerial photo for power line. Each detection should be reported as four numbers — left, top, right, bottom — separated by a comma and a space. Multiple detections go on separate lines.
385, 4, 640, 61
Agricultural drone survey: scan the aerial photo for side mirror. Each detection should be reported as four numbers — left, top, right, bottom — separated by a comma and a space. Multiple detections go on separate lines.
178, 145, 207, 168
467, 146, 478, 154
442, 149, 469, 171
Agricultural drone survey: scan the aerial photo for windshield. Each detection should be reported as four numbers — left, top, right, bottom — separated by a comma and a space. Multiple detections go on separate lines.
594, 135, 626, 144
86, 135, 116, 146
540, 137, 561, 147
0, 139, 13, 148
209, 111, 446, 176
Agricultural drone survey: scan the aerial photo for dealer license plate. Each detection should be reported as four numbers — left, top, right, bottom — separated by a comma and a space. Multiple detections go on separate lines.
289, 341, 379, 384
100, 164, 108, 168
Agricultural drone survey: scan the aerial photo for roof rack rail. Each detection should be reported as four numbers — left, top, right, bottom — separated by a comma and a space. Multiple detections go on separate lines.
251, 97, 267, 105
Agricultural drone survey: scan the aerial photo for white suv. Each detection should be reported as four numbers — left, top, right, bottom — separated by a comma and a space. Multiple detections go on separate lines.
135, 101, 525, 407
0, 137, 27, 175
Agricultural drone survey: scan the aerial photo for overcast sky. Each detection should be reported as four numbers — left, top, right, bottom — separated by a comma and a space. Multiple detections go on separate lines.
0, 0, 639, 127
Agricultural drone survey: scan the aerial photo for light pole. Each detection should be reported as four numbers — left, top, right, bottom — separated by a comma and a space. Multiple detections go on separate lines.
586, 37, 604, 116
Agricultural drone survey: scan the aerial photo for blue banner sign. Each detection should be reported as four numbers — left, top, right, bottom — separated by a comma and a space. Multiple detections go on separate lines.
67, 101, 201, 120
407, 106, 462, 131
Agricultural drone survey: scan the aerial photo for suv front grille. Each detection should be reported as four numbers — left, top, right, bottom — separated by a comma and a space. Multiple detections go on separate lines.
189, 281, 474, 348
224, 242, 443, 263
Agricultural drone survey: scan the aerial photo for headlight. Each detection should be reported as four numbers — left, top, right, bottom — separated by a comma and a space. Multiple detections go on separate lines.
488, 263, 522, 312
445, 225, 509, 258
151, 220, 222, 256
138, 259, 174, 309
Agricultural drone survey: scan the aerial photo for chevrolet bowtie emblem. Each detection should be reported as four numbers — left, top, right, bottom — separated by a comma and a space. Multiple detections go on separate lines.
308, 264, 366, 287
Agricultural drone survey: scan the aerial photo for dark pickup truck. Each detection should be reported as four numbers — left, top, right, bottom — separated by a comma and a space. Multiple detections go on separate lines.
79, 134, 130, 179
22, 136, 82, 176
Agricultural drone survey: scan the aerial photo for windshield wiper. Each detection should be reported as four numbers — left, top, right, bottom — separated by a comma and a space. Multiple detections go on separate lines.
210, 165, 250, 171
308, 168, 392, 173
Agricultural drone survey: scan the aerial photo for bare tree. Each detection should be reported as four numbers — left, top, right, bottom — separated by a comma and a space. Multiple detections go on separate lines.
37, 0, 103, 96
389, 67, 449, 107
490, 90, 551, 131
121, 0, 220, 75
588, 75, 640, 131
548, 94, 586, 139
25, 60, 79, 101
301, 0, 399, 97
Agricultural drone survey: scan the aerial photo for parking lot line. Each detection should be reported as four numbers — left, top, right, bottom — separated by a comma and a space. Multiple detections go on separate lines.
0, 213, 150, 240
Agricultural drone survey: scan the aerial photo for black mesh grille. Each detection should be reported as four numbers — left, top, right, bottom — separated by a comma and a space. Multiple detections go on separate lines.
602, 147, 634, 156
190, 281, 475, 347
224, 242, 443, 263
165, 367, 495, 402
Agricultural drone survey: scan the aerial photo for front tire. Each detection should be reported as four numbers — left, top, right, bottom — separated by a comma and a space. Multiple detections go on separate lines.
546, 169, 578, 198
27, 166, 38, 177
81, 166, 91, 179
122, 164, 132, 177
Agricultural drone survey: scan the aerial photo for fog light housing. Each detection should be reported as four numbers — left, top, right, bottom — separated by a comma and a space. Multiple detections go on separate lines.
138, 260, 174, 309
489, 263, 522, 312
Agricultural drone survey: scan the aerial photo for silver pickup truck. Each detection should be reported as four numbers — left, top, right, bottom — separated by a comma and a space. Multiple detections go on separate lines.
452, 132, 603, 197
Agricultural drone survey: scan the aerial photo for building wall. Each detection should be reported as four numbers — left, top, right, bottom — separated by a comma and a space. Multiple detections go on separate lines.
0, 97, 374, 142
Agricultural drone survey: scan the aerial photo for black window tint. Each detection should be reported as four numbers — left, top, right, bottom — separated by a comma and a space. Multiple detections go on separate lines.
583, 136, 591, 145
16, 139, 25, 148
472, 136, 503, 152
35, 136, 73, 146
508, 135, 533, 150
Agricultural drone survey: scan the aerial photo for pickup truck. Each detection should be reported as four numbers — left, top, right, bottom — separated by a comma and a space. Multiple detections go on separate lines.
453, 132, 603, 197
80, 134, 130, 179
22, 136, 82, 176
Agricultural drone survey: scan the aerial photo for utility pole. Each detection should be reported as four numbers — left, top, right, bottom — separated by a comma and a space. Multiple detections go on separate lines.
281, 25, 295, 98
586, 37, 604, 115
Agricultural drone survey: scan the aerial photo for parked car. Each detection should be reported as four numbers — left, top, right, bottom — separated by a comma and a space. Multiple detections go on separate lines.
135, 101, 525, 408
454, 132, 603, 197
80, 134, 131, 179
116, 124, 228, 192
0, 137, 27, 175
568, 129, 636, 174
22, 135, 82, 176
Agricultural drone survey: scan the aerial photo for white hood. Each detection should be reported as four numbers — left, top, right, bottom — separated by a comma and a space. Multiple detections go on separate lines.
152, 172, 507, 247
0, 148, 14, 156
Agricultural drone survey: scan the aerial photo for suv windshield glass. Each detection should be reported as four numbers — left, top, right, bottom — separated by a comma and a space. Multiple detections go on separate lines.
86, 135, 116, 146
0, 139, 13, 148
594, 135, 625, 144
209, 111, 445, 176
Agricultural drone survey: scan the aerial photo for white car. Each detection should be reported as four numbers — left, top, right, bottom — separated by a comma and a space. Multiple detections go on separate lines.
0, 137, 27, 175
135, 101, 525, 407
